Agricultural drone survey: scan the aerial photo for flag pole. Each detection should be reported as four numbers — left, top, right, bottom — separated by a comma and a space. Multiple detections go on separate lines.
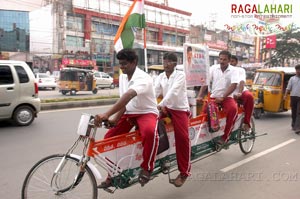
144, 27, 148, 73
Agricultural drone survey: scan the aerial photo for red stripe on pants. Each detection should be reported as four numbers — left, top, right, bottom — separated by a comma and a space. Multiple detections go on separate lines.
240, 90, 254, 126
220, 97, 238, 141
165, 108, 191, 177
105, 113, 159, 172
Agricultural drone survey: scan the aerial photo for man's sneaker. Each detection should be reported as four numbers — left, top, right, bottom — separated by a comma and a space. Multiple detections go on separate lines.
138, 169, 151, 187
170, 174, 188, 187
97, 178, 112, 189
242, 123, 250, 132
294, 129, 300, 134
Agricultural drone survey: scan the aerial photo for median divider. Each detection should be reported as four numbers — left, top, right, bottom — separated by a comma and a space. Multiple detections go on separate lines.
41, 98, 119, 111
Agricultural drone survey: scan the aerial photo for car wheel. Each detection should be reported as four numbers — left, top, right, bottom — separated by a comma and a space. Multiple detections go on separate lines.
61, 90, 68, 95
70, 89, 76, 95
13, 105, 35, 126
110, 83, 115, 89
92, 88, 98, 94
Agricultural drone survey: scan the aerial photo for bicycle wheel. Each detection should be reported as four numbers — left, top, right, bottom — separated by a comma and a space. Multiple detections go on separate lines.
22, 154, 98, 199
238, 117, 256, 154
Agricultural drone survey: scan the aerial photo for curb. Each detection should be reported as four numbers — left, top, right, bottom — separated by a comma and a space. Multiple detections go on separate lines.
41, 98, 118, 111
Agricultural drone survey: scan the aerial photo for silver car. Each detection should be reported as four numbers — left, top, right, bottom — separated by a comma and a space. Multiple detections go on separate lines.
93, 71, 115, 89
0, 60, 41, 126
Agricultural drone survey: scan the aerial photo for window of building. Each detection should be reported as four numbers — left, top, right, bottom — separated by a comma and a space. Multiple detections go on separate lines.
163, 33, 176, 46
147, 31, 158, 43
0, 10, 29, 52
92, 38, 112, 54
91, 21, 118, 36
66, 13, 84, 32
66, 36, 84, 47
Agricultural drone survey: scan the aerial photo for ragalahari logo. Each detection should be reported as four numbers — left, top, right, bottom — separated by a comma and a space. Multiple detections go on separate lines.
224, 3, 299, 37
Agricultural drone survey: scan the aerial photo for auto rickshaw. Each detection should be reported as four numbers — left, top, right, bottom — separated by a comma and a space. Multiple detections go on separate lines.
251, 67, 295, 119
58, 68, 98, 95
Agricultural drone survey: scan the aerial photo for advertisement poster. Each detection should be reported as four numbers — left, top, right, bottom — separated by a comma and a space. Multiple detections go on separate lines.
183, 43, 210, 87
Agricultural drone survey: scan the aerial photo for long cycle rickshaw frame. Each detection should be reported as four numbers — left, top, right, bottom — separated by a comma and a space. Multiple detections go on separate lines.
21, 98, 266, 199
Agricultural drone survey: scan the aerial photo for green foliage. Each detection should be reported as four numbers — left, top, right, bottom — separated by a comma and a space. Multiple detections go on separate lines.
262, 29, 300, 67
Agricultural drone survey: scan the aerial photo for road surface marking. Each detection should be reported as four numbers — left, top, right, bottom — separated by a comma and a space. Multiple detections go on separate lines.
220, 139, 296, 173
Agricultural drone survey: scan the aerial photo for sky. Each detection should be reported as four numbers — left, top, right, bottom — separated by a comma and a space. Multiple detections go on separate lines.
168, 0, 300, 32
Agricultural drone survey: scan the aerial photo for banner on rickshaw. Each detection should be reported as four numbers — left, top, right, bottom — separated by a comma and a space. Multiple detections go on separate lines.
183, 43, 210, 87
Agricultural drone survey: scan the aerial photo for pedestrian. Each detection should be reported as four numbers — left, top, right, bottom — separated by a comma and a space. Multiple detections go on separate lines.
196, 50, 239, 146
154, 52, 191, 187
230, 55, 254, 132
94, 48, 159, 188
284, 64, 300, 134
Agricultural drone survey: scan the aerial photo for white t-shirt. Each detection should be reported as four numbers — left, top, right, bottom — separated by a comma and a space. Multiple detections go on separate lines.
234, 66, 248, 94
209, 64, 239, 98
119, 67, 158, 115
154, 70, 189, 111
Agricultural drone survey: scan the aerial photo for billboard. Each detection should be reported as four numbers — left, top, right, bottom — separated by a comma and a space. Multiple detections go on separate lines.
183, 43, 210, 87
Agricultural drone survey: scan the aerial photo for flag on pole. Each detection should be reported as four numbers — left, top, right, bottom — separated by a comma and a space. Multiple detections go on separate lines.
266, 35, 277, 49
114, 0, 146, 53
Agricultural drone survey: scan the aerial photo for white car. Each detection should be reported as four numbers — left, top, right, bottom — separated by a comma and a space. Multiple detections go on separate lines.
35, 73, 57, 90
93, 71, 115, 89
0, 60, 41, 126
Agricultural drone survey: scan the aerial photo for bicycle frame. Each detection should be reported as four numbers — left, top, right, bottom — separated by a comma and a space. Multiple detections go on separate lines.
69, 106, 256, 191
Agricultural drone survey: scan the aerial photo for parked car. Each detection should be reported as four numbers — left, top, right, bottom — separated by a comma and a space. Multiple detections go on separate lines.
93, 71, 115, 89
35, 73, 57, 90
0, 60, 41, 126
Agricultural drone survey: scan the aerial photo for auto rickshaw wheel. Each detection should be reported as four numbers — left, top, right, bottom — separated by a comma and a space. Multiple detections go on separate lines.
70, 89, 77, 95
61, 90, 68, 95
92, 88, 98, 94
253, 108, 262, 119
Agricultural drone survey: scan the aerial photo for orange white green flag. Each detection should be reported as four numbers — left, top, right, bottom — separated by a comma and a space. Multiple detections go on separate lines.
114, 0, 146, 53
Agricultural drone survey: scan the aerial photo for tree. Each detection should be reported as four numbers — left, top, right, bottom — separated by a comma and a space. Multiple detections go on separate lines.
262, 29, 300, 67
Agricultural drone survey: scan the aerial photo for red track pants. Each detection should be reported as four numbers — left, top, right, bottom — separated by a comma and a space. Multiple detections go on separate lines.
215, 97, 238, 142
240, 90, 254, 126
105, 113, 159, 172
164, 108, 191, 177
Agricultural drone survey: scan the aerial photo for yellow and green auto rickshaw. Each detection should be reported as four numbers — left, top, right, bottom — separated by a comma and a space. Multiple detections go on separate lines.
58, 68, 98, 95
251, 67, 296, 119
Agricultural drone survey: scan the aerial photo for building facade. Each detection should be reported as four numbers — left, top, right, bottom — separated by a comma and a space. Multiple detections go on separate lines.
0, 0, 259, 73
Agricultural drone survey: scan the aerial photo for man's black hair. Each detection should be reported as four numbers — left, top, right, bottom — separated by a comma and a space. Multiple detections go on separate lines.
231, 55, 238, 62
219, 50, 231, 59
116, 48, 138, 63
295, 64, 300, 70
163, 52, 178, 62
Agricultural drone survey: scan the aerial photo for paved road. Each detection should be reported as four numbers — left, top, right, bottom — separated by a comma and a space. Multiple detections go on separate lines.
1, 107, 299, 199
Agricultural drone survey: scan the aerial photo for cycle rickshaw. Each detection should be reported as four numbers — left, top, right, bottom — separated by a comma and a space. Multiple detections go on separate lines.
21, 98, 265, 198
22, 44, 265, 198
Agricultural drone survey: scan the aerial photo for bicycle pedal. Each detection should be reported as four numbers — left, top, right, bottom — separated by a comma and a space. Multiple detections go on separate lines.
103, 187, 115, 194
215, 144, 222, 152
